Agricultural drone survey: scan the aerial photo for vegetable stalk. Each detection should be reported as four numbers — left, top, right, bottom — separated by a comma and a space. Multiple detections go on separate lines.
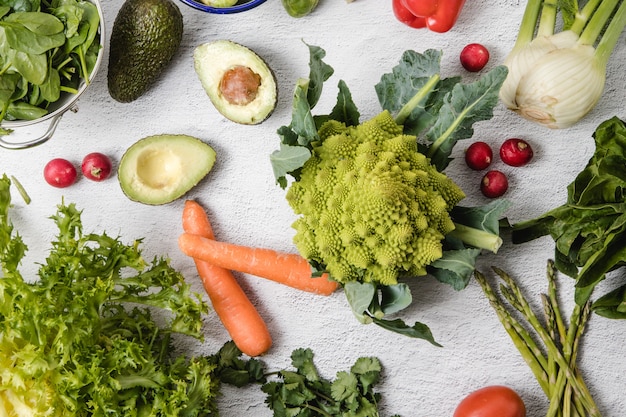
475, 261, 600, 417
500, 0, 626, 129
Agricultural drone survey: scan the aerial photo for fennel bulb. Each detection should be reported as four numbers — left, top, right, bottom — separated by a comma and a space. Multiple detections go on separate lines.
500, 0, 626, 129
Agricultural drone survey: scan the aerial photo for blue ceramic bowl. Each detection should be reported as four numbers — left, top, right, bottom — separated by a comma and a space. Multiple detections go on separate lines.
179, 0, 266, 13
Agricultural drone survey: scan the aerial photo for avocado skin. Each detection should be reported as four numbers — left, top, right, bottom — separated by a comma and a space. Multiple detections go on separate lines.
108, 0, 183, 103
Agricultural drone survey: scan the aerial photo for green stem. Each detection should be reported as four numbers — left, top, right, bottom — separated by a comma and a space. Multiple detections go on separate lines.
570, 0, 603, 34
537, 0, 559, 37
546, 260, 567, 344
594, 0, 626, 66
513, 0, 544, 51
394, 74, 440, 126
579, 0, 621, 47
304, 403, 334, 417
447, 223, 503, 253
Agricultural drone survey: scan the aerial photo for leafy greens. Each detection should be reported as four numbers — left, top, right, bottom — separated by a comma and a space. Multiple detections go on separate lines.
0, 0, 101, 133
512, 116, 626, 317
0, 174, 223, 416
270, 43, 510, 344
262, 347, 400, 417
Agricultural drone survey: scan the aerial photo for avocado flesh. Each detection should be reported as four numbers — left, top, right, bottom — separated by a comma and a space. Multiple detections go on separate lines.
118, 134, 216, 205
194, 40, 277, 125
108, 0, 183, 103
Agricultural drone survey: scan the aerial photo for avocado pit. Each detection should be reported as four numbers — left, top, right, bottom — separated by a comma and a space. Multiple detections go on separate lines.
194, 40, 277, 125
220, 65, 262, 106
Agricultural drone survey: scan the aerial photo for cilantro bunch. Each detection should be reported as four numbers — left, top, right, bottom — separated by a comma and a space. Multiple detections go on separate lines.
262, 348, 400, 417
0, 175, 219, 416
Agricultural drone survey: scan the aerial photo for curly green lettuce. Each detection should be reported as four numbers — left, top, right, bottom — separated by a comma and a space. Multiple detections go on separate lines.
0, 175, 219, 417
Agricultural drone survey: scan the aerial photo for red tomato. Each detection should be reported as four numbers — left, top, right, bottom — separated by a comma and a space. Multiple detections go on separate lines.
453, 385, 526, 417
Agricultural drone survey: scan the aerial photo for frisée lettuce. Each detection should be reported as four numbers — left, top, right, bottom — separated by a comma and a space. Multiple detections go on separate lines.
0, 175, 220, 417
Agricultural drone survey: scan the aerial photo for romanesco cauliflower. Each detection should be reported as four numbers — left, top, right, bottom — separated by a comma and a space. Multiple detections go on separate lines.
285, 110, 465, 286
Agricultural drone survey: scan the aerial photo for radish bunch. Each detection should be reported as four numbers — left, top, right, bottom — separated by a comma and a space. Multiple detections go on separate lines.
44, 153, 113, 188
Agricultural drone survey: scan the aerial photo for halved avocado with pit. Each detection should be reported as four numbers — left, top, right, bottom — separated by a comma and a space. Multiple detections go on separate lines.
194, 40, 277, 125
118, 134, 216, 205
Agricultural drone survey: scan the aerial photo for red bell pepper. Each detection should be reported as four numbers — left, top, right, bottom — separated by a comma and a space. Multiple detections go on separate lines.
392, 0, 426, 29
392, 0, 467, 33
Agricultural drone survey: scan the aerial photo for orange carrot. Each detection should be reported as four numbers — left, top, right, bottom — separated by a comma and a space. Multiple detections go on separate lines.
182, 200, 272, 357
178, 232, 339, 296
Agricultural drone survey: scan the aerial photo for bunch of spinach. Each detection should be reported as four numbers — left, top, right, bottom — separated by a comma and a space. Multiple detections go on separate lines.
0, 0, 101, 133
512, 116, 626, 317
270, 44, 510, 344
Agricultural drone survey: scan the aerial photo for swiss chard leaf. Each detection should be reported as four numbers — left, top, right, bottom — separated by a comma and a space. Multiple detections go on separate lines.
511, 117, 626, 313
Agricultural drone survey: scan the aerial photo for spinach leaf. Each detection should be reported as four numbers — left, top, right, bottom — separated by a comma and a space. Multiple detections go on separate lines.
0, 0, 100, 131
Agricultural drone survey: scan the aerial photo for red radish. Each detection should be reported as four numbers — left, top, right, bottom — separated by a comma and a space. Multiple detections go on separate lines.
481, 170, 508, 198
460, 43, 490, 72
44, 158, 77, 188
500, 138, 534, 167
465, 141, 493, 170
82, 152, 112, 181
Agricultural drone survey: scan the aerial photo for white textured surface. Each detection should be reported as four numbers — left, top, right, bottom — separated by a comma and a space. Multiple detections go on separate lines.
2, 0, 626, 415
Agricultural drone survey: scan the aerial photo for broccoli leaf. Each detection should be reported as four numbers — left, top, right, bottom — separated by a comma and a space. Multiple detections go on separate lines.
326, 79, 360, 127
375, 48, 443, 118
427, 248, 482, 290
304, 42, 334, 109
270, 143, 311, 188
425, 65, 509, 171
380, 283, 412, 315
290, 77, 320, 145
371, 317, 441, 346
451, 199, 512, 235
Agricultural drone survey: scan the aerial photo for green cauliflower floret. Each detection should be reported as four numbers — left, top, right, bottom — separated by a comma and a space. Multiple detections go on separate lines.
286, 110, 465, 286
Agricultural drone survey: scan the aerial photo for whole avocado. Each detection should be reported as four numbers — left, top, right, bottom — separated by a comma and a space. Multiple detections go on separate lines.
108, 0, 183, 103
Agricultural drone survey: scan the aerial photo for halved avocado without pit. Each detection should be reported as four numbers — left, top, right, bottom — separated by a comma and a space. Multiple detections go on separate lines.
194, 40, 277, 125
118, 134, 216, 205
